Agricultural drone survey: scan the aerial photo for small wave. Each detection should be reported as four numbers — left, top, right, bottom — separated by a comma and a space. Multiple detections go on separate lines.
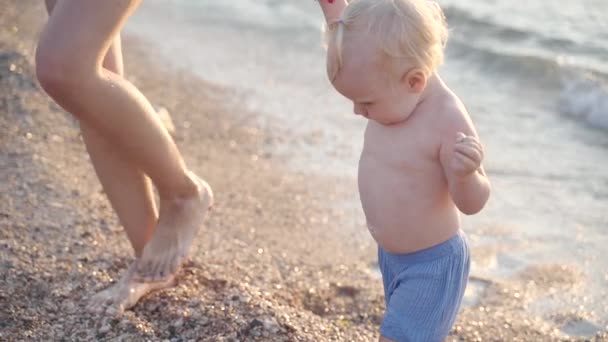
443, 4, 608, 89
446, 37, 608, 131
443, 6, 531, 43
558, 74, 608, 130
447, 36, 608, 92
443, 5, 608, 58
447, 42, 562, 89
180, 0, 318, 31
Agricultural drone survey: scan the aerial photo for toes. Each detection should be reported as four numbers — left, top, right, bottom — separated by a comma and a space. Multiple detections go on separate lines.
88, 296, 101, 310
134, 259, 145, 276
137, 245, 156, 273
136, 254, 183, 282
119, 297, 137, 313
88, 290, 107, 308
88, 295, 111, 315
150, 257, 168, 282
87, 300, 101, 314
132, 266, 145, 282
134, 260, 154, 282
136, 257, 167, 282
105, 304, 123, 317
156, 254, 180, 281
168, 254, 181, 277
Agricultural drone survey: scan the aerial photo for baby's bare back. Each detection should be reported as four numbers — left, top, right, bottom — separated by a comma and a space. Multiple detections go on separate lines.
358, 92, 466, 254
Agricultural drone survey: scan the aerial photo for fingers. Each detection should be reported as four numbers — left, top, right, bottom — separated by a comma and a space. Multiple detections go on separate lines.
454, 142, 483, 162
452, 132, 484, 176
455, 132, 479, 143
454, 136, 484, 162
452, 151, 480, 174
456, 131, 467, 142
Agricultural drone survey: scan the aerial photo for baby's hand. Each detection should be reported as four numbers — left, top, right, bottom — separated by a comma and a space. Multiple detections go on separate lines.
448, 132, 484, 178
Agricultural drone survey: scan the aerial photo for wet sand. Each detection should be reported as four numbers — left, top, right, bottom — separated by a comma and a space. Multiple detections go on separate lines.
1, 1, 606, 341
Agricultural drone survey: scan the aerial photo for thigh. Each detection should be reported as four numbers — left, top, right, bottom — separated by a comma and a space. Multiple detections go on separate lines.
380, 256, 469, 342
38, 0, 138, 70
44, 0, 124, 75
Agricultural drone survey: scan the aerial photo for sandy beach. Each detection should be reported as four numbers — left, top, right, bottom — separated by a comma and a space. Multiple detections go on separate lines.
1, 1, 606, 341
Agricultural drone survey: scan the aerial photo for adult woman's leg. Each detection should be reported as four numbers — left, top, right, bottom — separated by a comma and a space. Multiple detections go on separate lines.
36, 0, 191, 197
44, 0, 158, 259
36, 0, 212, 285
41, 0, 179, 313
83, 38, 173, 313
81, 35, 158, 257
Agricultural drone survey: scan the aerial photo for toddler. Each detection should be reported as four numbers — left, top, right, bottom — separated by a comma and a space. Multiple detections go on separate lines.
317, 1, 491, 340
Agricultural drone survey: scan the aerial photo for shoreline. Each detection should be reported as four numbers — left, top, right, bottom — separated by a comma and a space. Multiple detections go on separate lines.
1, 2, 606, 341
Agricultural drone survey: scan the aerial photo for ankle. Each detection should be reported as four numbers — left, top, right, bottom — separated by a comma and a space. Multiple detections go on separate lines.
158, 171, 199, 200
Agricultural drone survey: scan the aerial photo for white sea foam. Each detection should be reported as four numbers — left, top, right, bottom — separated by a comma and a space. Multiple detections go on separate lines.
559, 74, 608, 129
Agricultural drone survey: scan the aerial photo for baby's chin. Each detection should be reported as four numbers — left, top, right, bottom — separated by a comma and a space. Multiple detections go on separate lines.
373, 115, 410, 126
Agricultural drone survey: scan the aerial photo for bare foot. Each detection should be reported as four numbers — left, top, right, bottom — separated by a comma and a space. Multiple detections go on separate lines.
88, 261, 175, 315
135, 172, 213, 282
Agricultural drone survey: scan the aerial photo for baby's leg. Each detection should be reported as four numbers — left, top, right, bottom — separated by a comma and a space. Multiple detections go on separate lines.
378, 233, 470, 342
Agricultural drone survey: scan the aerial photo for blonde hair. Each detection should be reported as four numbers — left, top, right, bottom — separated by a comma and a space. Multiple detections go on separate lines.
326, 0, 448, 81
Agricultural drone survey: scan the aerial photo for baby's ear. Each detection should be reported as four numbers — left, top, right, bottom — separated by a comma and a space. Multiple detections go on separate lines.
401, 68, 427, 93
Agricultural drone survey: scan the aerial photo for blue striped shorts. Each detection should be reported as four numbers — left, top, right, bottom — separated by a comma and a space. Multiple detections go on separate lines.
378, 230, 470, 342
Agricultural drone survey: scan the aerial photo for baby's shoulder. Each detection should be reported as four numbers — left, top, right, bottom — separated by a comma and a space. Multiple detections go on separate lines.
426, 88, 467, 121
431, 89, 477, 136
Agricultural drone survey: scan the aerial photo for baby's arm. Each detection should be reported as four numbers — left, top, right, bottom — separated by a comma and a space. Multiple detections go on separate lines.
317, 0, 348, 24
440, 125, 491, 215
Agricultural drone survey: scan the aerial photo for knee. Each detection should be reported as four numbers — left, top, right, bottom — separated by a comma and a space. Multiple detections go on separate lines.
35, 42, 94, 96
36, 47, 74, 96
